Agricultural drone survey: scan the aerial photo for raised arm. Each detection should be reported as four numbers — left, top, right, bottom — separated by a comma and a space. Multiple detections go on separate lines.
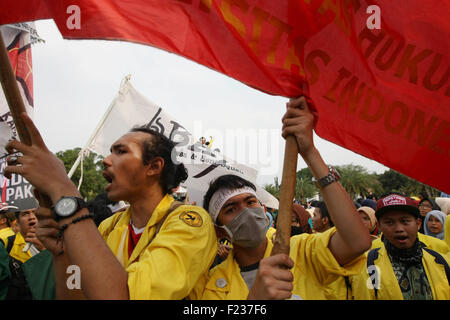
282, 97, 371, 265
5, 112, 129, 299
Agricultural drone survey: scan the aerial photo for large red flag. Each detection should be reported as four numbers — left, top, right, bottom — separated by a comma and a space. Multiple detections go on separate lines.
1, 0, 449, 192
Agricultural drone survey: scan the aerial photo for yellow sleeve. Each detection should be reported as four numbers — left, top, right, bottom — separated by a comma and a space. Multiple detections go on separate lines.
371, 237, 383, 249
0, 228, 15, 243
418, 233, 450, 255
126, 207, 218, 299
98, 211, 125, 241
291, 227, 365, 299
187, 271, 210, 300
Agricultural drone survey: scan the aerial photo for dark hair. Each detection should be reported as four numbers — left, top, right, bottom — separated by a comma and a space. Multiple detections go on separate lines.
130, 126, 188, 194
310, 200, 320, 208
203, 174, 256, 212
418, 197, 441, 211
14, 211, 20, 219
317, 201, 334, 227
0, 211, 9, 227
361, 198, 377, 210
87, 192, 117, 227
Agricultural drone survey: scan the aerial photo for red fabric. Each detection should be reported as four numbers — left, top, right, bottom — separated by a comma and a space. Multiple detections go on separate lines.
1, 1, 449, 192
128, 223, 143, 258
7, 29, 34, 107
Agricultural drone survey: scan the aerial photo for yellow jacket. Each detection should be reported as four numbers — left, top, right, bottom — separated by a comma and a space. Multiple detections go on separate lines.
350, 243, 450, 300
98, 194, 217, 300
332, 233, 450, 300
190, 227, 365, 299
372, 233, 450, 256
2, 232, 32, 263
0, 227, 15, 243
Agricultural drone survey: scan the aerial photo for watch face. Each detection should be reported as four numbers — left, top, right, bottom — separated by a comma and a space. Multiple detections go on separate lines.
55, 198, 77, 217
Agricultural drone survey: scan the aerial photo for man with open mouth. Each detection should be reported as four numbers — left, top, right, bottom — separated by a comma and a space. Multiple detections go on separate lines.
350, 193, 450, 300
4, 113, 217, 299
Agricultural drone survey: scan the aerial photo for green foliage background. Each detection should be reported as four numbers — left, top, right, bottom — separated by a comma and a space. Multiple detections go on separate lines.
56, 148, 107, 201
264, 164, 441, 202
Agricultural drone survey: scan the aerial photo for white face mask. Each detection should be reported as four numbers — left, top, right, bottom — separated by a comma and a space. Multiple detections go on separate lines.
221, 207, 268, 248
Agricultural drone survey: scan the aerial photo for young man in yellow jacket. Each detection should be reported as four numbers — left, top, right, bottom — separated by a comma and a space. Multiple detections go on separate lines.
371, 232, 450, 256
4, 115, 217, 299
190, 96, 372, 300
1, 208, 43, 263
350, 193, 450, 300
0, 204, 16, 243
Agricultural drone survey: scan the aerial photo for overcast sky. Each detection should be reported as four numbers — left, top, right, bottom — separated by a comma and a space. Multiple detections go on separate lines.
31, 19, 388, 187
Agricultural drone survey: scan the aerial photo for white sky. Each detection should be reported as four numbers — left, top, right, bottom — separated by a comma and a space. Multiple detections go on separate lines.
31, 19, 388, 187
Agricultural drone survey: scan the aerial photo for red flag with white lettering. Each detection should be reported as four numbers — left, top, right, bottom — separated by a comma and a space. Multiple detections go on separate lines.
1, 0, 449, 192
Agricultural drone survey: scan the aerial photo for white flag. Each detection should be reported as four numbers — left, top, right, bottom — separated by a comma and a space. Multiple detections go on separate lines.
0, 23, 41, 156
0, 23, 41, 211
89, 77, 261, 207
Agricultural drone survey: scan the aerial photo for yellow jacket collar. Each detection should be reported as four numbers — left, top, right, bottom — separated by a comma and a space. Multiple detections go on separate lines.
206, 233, 273, 294
128, 194, 175, 265
15, 232, 27, 247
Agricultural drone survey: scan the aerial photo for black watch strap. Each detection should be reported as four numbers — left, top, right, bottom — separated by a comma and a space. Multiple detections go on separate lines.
51, 196, 87, 222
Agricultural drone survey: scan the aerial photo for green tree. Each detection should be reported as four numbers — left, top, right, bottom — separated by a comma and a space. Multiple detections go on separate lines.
377, 169, 408, 193
335, 164, 382, 200
56, 148, 107, 201
264, 177, 280, 199
402, 179, 440, 198
295, 167, 317, 204
378, 169, 440, 197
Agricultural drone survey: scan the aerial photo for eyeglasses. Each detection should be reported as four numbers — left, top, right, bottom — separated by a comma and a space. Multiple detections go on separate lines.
419, 204, 432, 209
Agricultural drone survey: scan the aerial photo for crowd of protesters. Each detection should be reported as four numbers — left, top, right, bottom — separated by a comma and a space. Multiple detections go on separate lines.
0, 97, 449, 300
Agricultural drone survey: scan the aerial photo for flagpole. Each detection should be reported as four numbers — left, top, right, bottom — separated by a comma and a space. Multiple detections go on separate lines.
67, 75, 130, 179
270, 135, 298, 256
67, 94, 116, 179
0, 31, 51, 208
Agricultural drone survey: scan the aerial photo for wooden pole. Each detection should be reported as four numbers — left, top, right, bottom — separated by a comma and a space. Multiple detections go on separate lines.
271, 135, 298, 256
0, 31, 51, 207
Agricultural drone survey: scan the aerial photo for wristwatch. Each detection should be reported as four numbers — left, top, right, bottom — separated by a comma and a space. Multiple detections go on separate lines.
312, 166, 341, 189
52, 196, 87, 221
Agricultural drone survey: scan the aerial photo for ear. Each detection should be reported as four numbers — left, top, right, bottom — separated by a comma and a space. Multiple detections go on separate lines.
146, 157, 164, 177
416, 217, 422, 231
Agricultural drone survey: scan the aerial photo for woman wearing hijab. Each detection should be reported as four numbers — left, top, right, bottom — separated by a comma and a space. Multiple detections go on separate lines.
357, 206, 379, 240
424, 210, 446, 240
418, 197, 441, 233
435, 197, 450, 215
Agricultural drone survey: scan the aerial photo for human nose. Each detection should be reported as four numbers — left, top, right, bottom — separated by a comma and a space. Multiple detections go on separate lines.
102, 155, 112, 168
392, 222, 405, 233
